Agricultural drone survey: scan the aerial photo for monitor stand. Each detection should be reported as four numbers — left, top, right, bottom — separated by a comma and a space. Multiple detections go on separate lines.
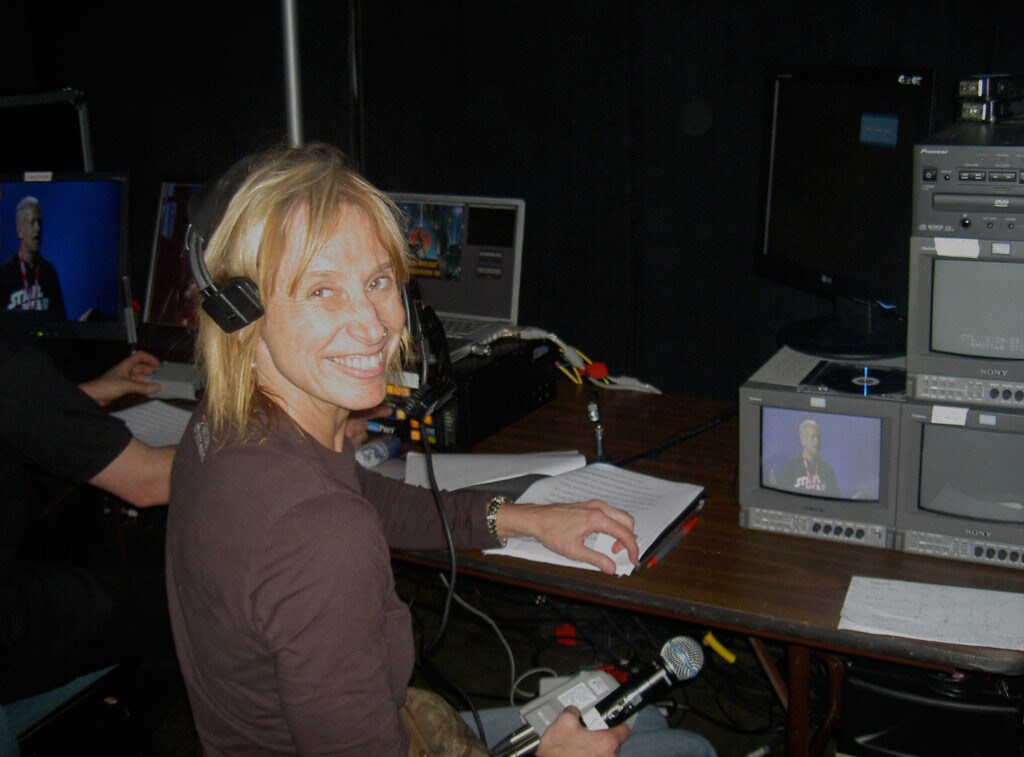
777, 300, 906, 360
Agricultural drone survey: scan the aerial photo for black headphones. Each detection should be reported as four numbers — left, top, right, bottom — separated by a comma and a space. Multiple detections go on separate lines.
186, 154, 265, 333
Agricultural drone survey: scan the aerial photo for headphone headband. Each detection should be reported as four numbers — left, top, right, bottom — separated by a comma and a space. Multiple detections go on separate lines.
186, 153, 265, 333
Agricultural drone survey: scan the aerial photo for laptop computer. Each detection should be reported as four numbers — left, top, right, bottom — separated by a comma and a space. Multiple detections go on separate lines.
389, 193, 525, 362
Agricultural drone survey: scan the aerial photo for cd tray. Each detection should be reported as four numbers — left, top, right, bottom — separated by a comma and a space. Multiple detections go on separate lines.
801, 359, 907, 398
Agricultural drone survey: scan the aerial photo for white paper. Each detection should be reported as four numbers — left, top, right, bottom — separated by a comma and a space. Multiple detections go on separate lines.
112, 399, 193, 447
485, 462, 704, 577
147, 360, 202, 401
404, 450, 586, 491
839, 576, 1024, 651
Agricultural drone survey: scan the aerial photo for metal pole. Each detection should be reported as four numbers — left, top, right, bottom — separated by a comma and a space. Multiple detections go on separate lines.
282, 0, 303, 147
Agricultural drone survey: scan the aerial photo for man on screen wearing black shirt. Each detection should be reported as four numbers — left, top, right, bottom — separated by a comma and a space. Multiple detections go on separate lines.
0, 196, 66, 318
775, 419, 841, 497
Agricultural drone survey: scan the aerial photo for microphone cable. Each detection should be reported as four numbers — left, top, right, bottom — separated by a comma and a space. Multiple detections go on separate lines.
411, 423, 491, 742
401, 327, 488, 741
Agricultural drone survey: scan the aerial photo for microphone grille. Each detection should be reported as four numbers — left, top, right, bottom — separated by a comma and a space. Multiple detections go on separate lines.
660, 635, 704, 681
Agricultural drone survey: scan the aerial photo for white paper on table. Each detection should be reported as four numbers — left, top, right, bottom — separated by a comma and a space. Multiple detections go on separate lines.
839, 575, 1024, 651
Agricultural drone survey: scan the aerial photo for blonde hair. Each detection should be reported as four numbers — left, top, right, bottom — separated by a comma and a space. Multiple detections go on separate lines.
195, 142, 410, 439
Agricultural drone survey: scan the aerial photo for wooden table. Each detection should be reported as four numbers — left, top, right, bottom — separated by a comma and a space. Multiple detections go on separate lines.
395, 382, 1024, 755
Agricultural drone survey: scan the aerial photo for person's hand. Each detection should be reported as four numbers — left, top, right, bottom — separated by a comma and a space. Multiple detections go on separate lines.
536, 707, 629, 756
496, 499, 639, 575
343, 404, 393, 447
78, 351, 162, 406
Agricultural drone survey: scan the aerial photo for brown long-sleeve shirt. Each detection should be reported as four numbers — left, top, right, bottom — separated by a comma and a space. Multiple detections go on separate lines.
166, 403, 496, 755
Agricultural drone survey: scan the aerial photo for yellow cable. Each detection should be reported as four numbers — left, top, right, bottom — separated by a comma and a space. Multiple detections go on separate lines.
556, 364, 582, 384
702, 630, 737, 664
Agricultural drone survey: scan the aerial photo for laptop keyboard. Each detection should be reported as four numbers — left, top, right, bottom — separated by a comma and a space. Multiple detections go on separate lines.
440, 316, 486, 338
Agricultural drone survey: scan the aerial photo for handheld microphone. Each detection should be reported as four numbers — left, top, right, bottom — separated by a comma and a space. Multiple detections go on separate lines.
491, 635, 704, 756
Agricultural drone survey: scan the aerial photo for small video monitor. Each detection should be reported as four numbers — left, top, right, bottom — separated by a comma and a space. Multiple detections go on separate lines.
0, 171, 128, 342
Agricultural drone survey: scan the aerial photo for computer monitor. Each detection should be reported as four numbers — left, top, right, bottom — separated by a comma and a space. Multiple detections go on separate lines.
0, 171, 129, 342
897, 401, 1024, 570
755, 64, 938, 358
737, 348, 904, 550
907, 241, 1024, 393
143, 181, 202, 333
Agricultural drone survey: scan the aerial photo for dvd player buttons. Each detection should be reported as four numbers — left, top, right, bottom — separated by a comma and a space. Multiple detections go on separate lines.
958, 170, 987, 182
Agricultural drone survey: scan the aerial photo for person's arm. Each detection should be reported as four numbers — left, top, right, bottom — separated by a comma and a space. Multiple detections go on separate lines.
536, 707, 630, 757
357, 462, 639, 572
495, 499, 640, 575
78, 351, 162, 407
89, 437, 175, 506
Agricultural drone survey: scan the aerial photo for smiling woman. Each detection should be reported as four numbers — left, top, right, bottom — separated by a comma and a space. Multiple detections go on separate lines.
254, 204, 406, 449
163, 143, 710, 757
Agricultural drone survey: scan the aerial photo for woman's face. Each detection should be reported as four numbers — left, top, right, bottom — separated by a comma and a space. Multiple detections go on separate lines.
255, 205, 405, 439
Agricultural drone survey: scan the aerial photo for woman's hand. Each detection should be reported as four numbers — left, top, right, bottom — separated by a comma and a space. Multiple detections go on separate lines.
536, 707, 629, 756
496, 499, 639, 575
78, 351, 162, 406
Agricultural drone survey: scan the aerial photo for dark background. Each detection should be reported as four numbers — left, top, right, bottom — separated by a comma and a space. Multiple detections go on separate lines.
2, 1, 1021, 400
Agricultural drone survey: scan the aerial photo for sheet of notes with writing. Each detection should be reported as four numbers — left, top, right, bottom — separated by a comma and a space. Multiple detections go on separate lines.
839, 576, 1024, 651
485, 463, 704, 577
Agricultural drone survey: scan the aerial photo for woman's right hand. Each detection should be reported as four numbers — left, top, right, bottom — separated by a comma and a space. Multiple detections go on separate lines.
535, 707, 629, 756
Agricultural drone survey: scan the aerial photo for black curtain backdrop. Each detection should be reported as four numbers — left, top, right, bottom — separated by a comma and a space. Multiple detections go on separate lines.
2, 0, 1020, 400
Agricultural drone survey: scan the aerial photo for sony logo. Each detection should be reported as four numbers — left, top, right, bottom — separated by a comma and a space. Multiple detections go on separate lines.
980, 368, 1009, 377
966, 528, 993, 538
919, 148, 949, 155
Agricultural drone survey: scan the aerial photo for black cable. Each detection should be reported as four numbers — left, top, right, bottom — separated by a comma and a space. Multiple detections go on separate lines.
611, 405, 738, 468
414, 434, 488, 742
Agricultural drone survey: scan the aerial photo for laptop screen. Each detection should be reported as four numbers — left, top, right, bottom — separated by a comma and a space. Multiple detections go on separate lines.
389, 193, 524, 323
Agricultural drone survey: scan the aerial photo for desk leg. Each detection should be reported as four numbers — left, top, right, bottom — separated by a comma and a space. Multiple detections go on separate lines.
808, 654, 844, 757
749, 637, 788, 710
787, 644, 810, 757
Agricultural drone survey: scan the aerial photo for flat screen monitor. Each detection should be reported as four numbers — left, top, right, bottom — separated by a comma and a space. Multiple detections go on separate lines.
897, 402, 1024, 569
143, 181, 202, 332
756, 65, 937, 358
0, 171, 128, 341
738, 381, 902, 549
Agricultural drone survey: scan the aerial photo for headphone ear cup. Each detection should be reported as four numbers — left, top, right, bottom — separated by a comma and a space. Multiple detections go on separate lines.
200, 277, 264, 334
187, 152, 266, 333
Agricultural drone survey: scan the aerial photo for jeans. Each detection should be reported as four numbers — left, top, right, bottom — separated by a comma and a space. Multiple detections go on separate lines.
461, 704, 717, 756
